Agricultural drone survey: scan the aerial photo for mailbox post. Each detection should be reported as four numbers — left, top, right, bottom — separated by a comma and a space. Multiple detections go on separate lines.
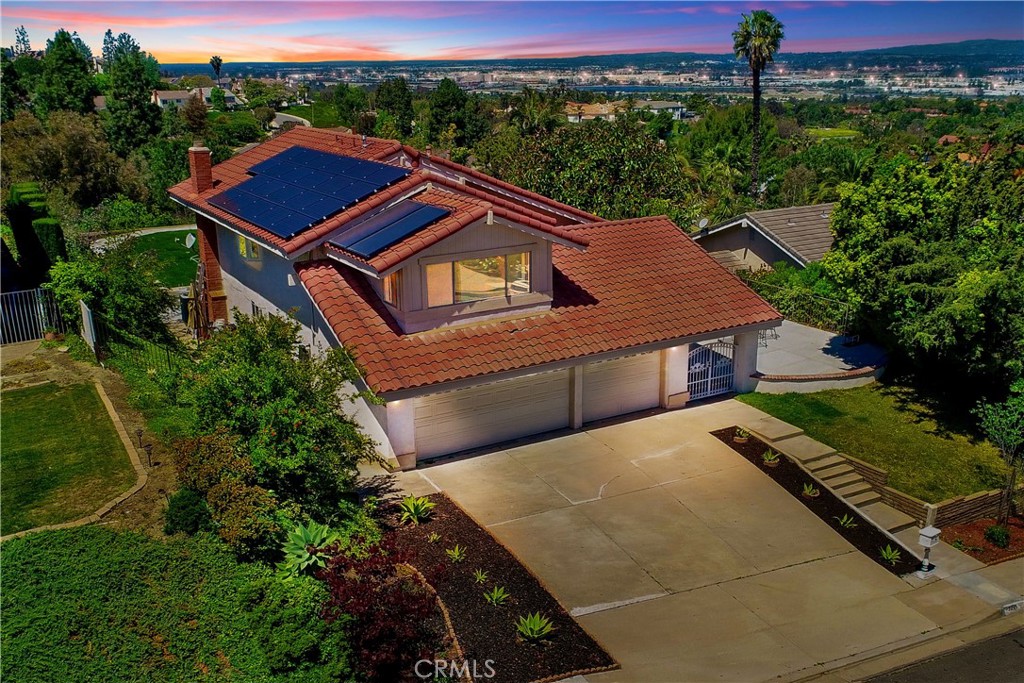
916, 525, 941, 578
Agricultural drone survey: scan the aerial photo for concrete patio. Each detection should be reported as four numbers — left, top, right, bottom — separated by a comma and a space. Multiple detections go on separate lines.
758, 320, 887, 375
394, 400, 1023, 682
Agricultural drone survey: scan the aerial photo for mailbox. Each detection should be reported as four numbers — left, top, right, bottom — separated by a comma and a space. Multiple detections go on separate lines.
918, 525, 941, 549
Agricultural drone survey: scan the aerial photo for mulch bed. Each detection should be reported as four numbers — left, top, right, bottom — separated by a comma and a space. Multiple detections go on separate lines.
944, 515, 1024, 565
712, 427, 920, 576
390, 493, 617, 683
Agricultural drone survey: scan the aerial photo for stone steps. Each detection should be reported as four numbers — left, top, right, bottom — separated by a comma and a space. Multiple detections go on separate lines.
847, 489, 882, 508
772, 434, 837, 465
815, 463, 855, 481
836, 480, 874, 497
806, 454, 847, 472
825, 471, 863, 488
861, 502, 918, 534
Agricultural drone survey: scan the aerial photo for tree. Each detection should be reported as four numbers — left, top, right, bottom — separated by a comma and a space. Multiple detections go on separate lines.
181, 92, 208, 137
2, 111, 122, 209
105, 45, 162, 156
1, 53, 27, 123
375, 77, 414, 136
253, 106, 276, 130
975, 386, 1024, 524
34, 29, 96, 117
102, 29, 115, 65
47, 237, 174, 338
14, 25, 30, 56
209, 55, 223, 80
210, 86, 227, 111
732, 9, 785, 199
507, 87, 563, 137
334, 84, 368, 128
428, 78, 466, 142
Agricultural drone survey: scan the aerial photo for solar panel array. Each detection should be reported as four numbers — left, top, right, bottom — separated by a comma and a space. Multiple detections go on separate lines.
208, 146, 411, 240
329, 200, 450, 259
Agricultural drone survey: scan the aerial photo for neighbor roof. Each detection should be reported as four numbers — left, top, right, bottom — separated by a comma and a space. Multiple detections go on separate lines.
298, 215, 781, 395
701, 203, 836, 266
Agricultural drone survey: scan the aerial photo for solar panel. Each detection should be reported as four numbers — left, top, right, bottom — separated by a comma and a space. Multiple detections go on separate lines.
330, 201, 450, 259
208, 146, 412, 240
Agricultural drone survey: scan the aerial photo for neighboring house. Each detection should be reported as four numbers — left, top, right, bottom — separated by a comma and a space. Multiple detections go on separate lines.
195, 87, 239, 109
937, 134, 961, 146
169, 129, 780, 468
694, 203, 836, 272
92, 95, 107, 112
152, 90, 191, 109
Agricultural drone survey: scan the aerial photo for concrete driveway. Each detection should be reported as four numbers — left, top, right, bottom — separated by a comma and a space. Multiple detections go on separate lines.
397, 400, 1000, 682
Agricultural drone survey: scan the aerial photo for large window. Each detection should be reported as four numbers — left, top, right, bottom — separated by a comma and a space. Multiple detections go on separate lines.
426, 252, 531, 308
237, 235, 261, 262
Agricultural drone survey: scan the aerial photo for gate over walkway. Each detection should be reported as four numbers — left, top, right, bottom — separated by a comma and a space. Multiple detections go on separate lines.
688, 341, 734, 400
0, 288, 70, 345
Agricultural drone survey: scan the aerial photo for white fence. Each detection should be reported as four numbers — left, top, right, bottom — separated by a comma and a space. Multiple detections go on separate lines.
0, 288, 70, 345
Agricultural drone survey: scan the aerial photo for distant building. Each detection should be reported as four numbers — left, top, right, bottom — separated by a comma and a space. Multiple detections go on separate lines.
152, 90, 191, 109
565, 100, 688, 124
938, 134, 961, 146
693, 203, 836, 273
195, 87, 238, 109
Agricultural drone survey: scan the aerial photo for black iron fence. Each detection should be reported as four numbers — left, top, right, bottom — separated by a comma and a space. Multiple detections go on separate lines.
740, 276, 853, 335
82, 304, 185, 374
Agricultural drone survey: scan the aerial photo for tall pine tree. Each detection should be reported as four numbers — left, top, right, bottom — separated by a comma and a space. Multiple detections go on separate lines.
34, 29, 95, 117
105, 45, 161, 156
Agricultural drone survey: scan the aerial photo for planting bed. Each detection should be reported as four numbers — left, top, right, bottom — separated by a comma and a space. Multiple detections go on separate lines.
712, 428, 919, 575
945, 515, 1024, 565
391, 494, 616, 683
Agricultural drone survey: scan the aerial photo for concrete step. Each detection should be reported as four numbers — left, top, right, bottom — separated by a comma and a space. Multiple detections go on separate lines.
747, 416, 804, 442
773, 434, 837, 464
861, 502, 918, 534
826, 472, 864, 489
816, 463, 855, 481
806, 454, 847, 472
837, 481, 874, 497
847, 490, 882, 508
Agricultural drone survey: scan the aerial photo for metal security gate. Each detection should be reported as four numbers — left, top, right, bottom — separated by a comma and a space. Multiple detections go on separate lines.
688, 341, 734, 400
0, 287, 69, 344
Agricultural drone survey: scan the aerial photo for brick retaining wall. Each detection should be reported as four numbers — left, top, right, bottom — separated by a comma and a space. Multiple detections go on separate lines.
934, 490, 1006, 528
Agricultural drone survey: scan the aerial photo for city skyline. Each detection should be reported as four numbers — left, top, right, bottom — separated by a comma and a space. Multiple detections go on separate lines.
1, 1, 1021, 63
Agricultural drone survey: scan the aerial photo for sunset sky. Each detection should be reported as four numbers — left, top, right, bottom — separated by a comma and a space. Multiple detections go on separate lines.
1, 1, 1020, 64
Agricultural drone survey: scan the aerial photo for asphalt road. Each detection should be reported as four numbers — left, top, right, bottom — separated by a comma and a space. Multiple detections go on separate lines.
868, 628, 1024, 683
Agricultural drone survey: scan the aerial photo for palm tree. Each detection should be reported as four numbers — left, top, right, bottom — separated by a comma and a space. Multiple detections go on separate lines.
732, 10, 785, 200
209, 55, 223, 81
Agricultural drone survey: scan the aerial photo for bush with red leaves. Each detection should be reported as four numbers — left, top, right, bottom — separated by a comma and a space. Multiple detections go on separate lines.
319, 537, 448, 682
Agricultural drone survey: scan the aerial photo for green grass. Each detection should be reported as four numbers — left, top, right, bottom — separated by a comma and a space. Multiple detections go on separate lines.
133, 230, 198, 287
0, 383, 136, 535
806, 127, 860, 139
1, 527, 353, 682
282, 102, 342, 128
736, 384, 1005, 503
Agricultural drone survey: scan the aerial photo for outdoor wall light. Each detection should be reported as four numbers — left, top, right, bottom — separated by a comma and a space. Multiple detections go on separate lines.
916, 525, 940, 577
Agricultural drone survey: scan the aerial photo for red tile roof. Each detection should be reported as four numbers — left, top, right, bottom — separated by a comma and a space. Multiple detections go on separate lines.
298, 215, 781, 395
169, 128, 588, 262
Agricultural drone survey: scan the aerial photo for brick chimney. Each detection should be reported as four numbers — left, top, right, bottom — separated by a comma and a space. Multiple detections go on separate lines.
188, 146, 213, 194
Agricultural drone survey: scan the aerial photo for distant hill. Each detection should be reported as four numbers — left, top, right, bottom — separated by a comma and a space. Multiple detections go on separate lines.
860, 39, 1023, 57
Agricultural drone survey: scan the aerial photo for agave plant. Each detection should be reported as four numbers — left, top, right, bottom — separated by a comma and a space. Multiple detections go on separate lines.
399, 495, 436, 525
484, 585, 510, 606
834, 514, 858, 529
277, 520, 339, 577
473, 568, 489, 584
445, 544, 467, 563
880, 544, 902, 566
801, 482, 820, 498
516, 612, 555, 642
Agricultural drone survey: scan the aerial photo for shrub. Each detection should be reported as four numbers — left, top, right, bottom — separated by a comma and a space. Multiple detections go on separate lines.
321, 537, 445, 682
0, 527, 354, 682
984, 524, 1011, 549
163, 487, 213, 535
31, 217, 66, 264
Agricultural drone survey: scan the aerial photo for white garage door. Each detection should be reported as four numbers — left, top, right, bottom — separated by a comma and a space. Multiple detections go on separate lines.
413, 369, 571, 459
582, 352, 661, 423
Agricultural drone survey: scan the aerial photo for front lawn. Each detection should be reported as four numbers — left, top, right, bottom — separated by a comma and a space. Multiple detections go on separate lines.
133, 230, 197, 287
0, 383, 137, 535
806, 127, 860, 139
1, 527, 353, 682
737, 384, 1005, 503
282, 102, 341, 128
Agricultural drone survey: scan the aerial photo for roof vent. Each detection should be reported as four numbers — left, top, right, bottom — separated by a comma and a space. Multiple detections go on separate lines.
821, 210, 830, 218
361, 134, 367, 148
